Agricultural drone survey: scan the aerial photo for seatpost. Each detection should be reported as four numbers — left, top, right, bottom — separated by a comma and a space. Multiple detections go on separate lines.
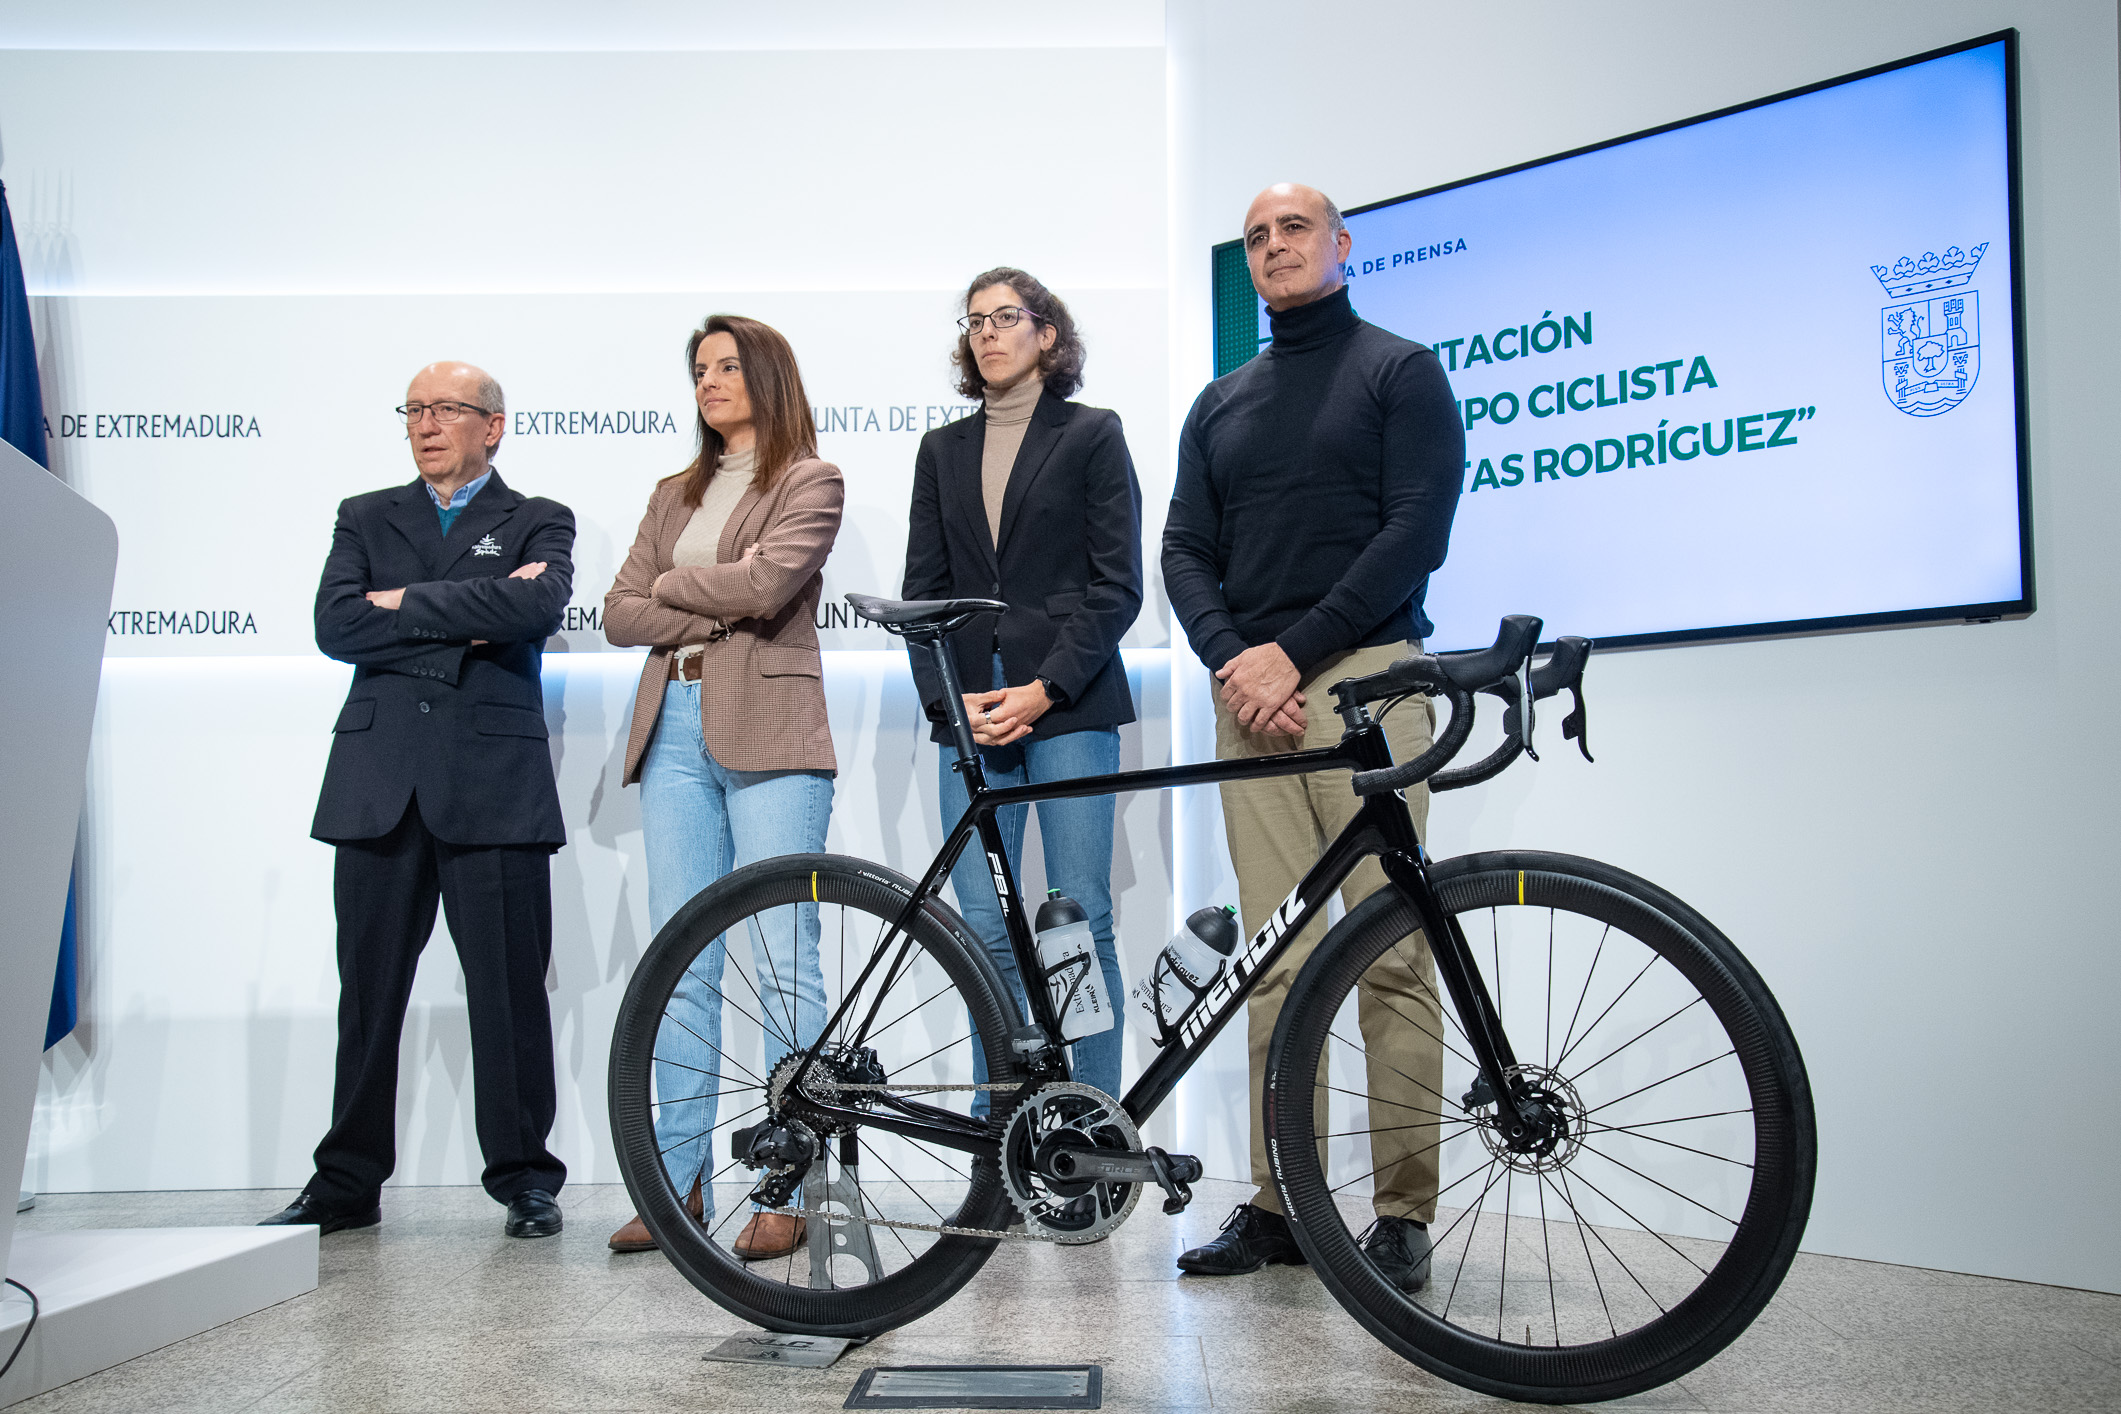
919, 632, 985, 771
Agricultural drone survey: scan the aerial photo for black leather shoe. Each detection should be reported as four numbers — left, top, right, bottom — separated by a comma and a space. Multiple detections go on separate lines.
257, 1192, 380, 1235
1175, 1203, 1307, 1275
505, 1189, 564, 1239
1360, 1215, 1431, 1292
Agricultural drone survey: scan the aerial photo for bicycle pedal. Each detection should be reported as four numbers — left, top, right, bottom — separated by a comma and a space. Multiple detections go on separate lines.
1147, 1148, 1203, 1215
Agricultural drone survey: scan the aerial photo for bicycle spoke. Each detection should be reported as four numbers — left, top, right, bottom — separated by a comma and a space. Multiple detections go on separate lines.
1546, 1168, 1619, 1340
1317, 1081, 1454, 1122
1585, 1050, 1737, 1117
1537, 1168, 1560, 1347
707, 934, 795, 1052
1439, 1155, 1504, 1321
1576, 1139, 1742, 1229
656, 1099, 765, 1160
1391, 934, 1480, 1056
864, 1139, 956, 1226
1565, 995, 1707, 1088
658, 1007, 766, 1088
648, 1055, 763, 1088
867, 986, 961, 1047
746, 910, 804, 1054
893, 1029, 975, 1078
1544, 906, 1556, 1070
1329, 1029, 1451, 1105
1357, 979, 1476, 1071
1552, 952, 1660, 1072
1555, 922, 1613, 1068
1325, 1122, 1478, 1195
1556, 1161, 1714, 1279
1497, 1166, 1513, 1338
1579, 1118, 1754, 1168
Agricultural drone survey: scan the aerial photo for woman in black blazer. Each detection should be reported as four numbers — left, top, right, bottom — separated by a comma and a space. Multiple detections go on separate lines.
902, 266, 1143, 1116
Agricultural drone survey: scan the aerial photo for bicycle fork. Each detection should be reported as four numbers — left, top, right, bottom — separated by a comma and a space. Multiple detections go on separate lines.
1378, 847, 1549, 1147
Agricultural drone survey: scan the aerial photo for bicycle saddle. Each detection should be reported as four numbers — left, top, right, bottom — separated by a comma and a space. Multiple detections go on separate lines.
845, 593, 1007, 634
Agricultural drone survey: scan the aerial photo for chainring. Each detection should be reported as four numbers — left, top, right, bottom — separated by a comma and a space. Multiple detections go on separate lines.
1000, 1081, 1142, 1244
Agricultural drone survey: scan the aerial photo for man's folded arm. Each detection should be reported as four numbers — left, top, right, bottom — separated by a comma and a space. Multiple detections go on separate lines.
397, 510, 577, 644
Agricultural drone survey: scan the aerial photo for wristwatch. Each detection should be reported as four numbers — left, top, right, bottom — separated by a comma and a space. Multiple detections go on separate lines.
1037, 676, 1067, 705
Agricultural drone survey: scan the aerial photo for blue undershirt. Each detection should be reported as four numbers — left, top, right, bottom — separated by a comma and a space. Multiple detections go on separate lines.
425, 469, 493, 535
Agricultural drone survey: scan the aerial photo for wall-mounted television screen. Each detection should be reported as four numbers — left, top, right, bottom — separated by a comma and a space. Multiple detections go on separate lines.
1209, 31, 2029, 651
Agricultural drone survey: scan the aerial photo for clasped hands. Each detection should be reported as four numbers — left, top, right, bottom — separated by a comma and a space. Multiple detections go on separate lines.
367, 561, 547, 646
1217, 642, 1307, 738
960, 682, 1053, 747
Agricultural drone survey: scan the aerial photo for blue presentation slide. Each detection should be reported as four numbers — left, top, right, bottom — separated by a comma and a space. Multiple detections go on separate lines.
1250, 39, 2023, 649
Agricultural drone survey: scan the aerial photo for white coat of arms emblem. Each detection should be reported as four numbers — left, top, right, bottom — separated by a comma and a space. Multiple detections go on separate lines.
472, 533, 503, 557
1875, 244, 1985, 417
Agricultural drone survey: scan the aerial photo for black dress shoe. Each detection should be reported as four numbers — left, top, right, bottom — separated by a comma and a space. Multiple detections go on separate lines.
1360, 1215, 1431, 1292
505, 1188, 564, 1239
1175, 1203, 1308, 1275
257, 1192, 380, 1235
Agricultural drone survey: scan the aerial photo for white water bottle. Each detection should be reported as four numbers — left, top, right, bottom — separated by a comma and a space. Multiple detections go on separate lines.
1132, 905, 1242, 1043
1034, 890, 1114, 1042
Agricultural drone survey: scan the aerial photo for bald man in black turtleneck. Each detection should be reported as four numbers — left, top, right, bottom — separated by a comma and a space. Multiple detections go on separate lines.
1162, 183, 1462, 1285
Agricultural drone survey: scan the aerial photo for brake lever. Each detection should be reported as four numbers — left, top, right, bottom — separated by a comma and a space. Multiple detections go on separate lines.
1561, 684, 1592, 762
1517, 659, 1537, 762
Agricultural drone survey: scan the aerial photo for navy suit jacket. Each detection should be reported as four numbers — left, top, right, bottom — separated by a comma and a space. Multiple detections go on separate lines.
901, 390, 1142, 742
310, 472, 575, 847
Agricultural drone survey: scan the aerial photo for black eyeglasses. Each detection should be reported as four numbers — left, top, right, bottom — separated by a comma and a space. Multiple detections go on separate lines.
396, 401, 493, 426
957, 306, 1042, 335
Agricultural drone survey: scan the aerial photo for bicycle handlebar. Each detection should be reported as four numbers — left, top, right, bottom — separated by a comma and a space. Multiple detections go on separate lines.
1332, 617, 1594, 797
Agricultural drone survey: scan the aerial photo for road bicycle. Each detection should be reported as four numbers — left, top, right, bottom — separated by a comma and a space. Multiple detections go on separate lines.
608, 594, 1815, 1404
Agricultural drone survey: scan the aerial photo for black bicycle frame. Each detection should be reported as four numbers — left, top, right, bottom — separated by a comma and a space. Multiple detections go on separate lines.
786, 634, 1534, 1160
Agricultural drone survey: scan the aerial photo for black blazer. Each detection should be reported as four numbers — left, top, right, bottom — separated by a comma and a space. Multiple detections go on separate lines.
310, 473, 575, 847
902, 389, 1142, 742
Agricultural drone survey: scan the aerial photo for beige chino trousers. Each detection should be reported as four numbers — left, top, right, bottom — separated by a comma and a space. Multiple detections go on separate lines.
1214, 640, 1443, 1223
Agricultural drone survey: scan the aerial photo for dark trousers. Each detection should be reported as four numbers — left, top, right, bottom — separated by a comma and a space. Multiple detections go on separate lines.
310, 802, 567, 1208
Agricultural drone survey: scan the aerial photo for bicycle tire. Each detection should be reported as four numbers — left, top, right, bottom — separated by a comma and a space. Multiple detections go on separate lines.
1266, 850, 1814, 1403
609, 853, 1023, 1337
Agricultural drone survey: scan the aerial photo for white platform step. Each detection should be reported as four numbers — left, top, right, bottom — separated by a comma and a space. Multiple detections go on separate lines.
0, 1226, 317, 1406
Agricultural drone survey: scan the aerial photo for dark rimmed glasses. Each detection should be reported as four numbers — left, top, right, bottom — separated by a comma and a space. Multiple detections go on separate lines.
395, 401, 493, 426
957, 306, 1041, 335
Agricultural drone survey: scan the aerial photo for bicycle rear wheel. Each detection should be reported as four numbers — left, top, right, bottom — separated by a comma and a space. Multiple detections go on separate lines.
1266, 850, 1814, 1404
608, 853, 1022, 1337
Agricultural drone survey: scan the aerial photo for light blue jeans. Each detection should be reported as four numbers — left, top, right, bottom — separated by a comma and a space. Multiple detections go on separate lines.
938, 657, 1125, 1116
641, 680, 831, 1215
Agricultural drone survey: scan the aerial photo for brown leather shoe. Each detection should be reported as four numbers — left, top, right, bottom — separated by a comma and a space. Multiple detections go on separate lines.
733, 1210, 806, 1261
608, 1180, 703, 1254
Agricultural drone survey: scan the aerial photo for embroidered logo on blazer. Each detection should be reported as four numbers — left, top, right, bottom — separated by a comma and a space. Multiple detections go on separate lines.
472, 534, 503, 557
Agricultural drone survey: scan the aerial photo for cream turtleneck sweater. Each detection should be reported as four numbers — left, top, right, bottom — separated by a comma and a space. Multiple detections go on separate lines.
673, 445, 757, 568
980, 376, 1043, 548
672, 445, 757, 651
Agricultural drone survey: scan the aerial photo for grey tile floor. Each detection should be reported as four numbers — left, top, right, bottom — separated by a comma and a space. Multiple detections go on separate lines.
10, 1180, 2119, 1413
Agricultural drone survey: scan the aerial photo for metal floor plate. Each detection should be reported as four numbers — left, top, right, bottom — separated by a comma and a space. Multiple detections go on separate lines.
845, 1364, 1102, 1409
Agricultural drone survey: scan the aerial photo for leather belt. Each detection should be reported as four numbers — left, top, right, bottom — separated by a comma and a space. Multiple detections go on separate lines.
670, 653, 706, 683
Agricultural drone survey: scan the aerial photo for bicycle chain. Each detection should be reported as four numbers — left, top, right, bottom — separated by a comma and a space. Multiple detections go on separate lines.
757, 1080, 1057, 1242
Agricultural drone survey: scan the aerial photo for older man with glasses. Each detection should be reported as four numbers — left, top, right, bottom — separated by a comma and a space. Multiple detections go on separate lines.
261, 360, 576, 1240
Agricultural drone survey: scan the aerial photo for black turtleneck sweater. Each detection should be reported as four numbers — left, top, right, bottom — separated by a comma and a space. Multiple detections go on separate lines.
1162, 285, 1463, 676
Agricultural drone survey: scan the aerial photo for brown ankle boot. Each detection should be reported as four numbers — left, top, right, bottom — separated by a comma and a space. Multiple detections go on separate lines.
732, 1210, 806, 1261
607, 1180, 704, 1254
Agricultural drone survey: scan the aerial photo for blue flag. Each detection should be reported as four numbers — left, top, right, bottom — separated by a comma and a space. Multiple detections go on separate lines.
0, 179, 78, 1050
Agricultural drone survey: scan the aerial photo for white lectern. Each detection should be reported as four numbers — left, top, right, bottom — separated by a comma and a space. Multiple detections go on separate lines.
0, 441, 315, 1406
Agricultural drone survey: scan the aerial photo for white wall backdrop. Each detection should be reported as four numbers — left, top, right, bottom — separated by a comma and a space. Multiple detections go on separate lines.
6, 0, 2120, 1295
1166, 0, 2121, 1294
1, 34, 1182, 1194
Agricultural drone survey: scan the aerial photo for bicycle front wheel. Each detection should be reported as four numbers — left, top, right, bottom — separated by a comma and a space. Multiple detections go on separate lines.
608, 853, 1022, 1337
1266, 850, 1814, 1404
